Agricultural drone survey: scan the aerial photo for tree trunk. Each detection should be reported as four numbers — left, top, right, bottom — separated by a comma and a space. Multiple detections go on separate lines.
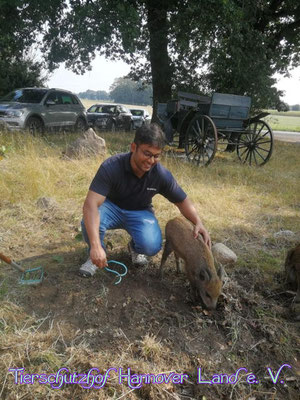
146, 0, 172, 123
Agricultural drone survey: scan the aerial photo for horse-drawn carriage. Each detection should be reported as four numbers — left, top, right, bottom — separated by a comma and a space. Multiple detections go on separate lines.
157, 91, 274, 166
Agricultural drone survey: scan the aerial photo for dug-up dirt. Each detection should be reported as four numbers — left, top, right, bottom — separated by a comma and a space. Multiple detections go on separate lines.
4, 240, 298, 400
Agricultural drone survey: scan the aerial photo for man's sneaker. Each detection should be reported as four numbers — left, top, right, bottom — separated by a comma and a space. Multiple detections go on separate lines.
128, 242, 148, 266
79, 258, 98, 277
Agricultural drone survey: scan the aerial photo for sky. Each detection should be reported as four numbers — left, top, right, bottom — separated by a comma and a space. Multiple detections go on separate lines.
47, 54, 300, 105
47, 55, 130, 94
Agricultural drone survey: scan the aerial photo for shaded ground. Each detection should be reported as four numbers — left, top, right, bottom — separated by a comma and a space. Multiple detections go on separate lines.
6, 238, 299, 400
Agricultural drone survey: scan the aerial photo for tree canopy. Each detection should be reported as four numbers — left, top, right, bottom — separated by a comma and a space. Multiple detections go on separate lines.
78, 89, 110, 101
77, 79, 152, 105
2, 1, 300, 110
0, 0, 62, 96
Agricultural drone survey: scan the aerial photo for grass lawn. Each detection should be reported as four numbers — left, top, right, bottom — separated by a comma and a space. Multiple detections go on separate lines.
264, 110, 300, 132
0, 130, 299, 399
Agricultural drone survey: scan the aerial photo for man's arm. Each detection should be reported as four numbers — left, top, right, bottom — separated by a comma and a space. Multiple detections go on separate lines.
174, 197, 211, 248
83, 190, 107, 268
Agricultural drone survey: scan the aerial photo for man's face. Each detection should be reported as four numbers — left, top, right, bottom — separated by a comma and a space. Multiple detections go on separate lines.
130, 143, 162, 176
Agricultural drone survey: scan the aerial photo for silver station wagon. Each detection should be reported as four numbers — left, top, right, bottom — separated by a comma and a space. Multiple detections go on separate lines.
0, 88, 87, 134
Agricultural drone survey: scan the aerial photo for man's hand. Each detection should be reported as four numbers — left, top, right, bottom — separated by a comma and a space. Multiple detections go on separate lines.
90, 245, 108, 268
193, 223, 211, 249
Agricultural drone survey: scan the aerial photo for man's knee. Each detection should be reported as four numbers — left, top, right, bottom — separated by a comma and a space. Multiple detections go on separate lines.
134, 232, 162, 256
144, 241, 162, 256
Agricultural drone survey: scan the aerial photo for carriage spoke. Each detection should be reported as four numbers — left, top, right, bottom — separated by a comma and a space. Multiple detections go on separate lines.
254, 147, 267, 162
253, 124, 264, 141
185, 114, 217, 166
255, 145, 270, 152
252, 149, 259, 165
244, 148, 251, 163
238, 143, 249, 149
255, 139, 272, 145
186, 144, 198, 156
249, 149, 253, 165
239, 146, 249, 159
237, 120, 273, 166
192, 125, 199, 136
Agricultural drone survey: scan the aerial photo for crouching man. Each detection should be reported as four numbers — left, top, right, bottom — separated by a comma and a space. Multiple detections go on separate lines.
79, 123, 211, 277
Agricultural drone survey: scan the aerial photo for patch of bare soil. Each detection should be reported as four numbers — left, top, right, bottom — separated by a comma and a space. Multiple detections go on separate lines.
8, 244, 300, 399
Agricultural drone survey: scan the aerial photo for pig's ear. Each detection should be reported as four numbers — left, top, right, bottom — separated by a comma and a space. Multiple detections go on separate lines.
217, 265, 225, 281
199, 268, 211, 281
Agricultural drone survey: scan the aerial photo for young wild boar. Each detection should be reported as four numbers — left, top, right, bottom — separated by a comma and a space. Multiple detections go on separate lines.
159, 217, 223, 310
285, 243, 300, 303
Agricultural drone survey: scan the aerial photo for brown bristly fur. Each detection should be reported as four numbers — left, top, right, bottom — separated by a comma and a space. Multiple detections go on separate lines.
159, 216, 223, 310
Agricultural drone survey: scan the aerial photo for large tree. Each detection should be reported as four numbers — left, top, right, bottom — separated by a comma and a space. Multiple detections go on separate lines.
0, 0, 63, 96
40, 0, 300, 112
3, 1, 299, 111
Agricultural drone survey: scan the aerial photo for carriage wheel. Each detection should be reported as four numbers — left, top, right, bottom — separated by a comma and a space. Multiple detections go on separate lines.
185, 114, 218, 166
237, 120, 274, 166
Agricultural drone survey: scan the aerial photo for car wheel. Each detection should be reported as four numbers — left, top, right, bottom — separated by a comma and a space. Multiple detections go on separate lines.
75, 118, 87, 133
25, 117, 44, 136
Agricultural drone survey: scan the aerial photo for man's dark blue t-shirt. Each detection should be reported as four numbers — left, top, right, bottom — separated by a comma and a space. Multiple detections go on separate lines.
89, 152, 186, 211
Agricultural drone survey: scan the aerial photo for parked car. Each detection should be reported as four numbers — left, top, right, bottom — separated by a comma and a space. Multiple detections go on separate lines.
0, 88, 87, 134
87, 104, 133, 132
130, 108, 151, 129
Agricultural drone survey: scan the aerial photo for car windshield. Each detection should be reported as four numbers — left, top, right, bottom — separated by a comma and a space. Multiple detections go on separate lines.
88, 105, 116, 113
101, 105, 116, 113
130, 109, 144, 116
0, 89, 48, 103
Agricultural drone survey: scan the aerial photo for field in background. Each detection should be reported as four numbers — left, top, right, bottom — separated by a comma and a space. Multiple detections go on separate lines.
0, 131, 299, 399
265, 110, 300, 132
81, 99, 300, 132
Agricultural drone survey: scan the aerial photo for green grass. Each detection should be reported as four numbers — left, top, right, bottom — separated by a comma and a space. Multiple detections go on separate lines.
264, 112, 300, 131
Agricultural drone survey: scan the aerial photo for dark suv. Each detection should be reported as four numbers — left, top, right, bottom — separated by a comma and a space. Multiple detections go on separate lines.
0, 88, 87, 134
87, 103, 133, 132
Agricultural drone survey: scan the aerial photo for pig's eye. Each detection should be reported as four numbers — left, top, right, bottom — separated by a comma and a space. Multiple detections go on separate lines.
205, 291, 211, 299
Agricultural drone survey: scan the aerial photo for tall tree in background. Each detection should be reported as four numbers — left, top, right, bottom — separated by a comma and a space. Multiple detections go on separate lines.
42, 0, 176, 116
2, 1, 300, 110
203, 0, 300, 110
0, 58, 46, 97
109, 78, 152, 105
41, 0, 300, 112
0, 0, 64, 96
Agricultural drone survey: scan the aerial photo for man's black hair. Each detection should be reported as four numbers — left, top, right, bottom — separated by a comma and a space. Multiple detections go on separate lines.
134, 123, 166, 149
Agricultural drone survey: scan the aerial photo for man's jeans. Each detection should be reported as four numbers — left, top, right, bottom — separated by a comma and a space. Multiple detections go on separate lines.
81, 199, 162, 256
